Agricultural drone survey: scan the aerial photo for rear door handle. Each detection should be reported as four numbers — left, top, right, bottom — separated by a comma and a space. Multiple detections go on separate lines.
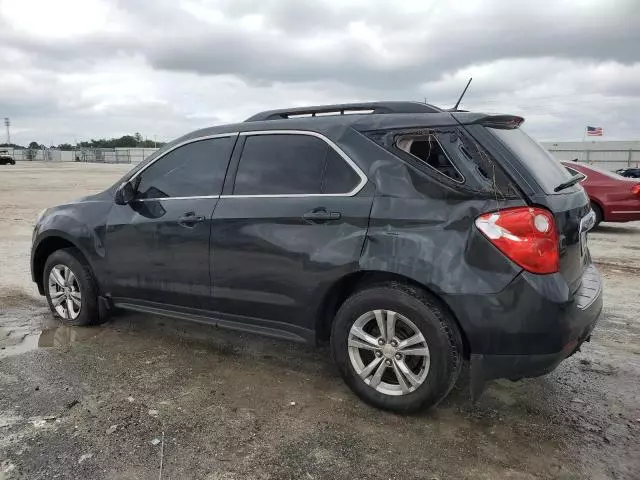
302, 208, 342, 223
177, 212, 205, 228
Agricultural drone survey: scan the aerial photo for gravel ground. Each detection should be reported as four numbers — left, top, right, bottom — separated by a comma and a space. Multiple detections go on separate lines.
1, 162, 639, 480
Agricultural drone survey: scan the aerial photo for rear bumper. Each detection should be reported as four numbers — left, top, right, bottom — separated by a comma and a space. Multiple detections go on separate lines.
445, 263, 603, 381
471, 308, 599, 382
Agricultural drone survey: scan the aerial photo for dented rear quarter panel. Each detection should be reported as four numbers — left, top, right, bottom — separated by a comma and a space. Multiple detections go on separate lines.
344, 122, 526, 296
351, 128, 529, 345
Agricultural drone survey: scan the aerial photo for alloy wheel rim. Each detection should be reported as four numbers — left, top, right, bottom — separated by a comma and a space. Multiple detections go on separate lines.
48, 264, 82, 320
348, 309, 430, 396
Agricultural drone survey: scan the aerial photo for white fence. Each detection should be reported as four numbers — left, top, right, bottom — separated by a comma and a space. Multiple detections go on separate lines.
544, 149, 640, 171
542, 141, 640, 171
6, 147, 158, 164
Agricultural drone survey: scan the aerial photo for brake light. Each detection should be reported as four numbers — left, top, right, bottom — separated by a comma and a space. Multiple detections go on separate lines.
632, 184, 640, 195
475, 207, 559, 274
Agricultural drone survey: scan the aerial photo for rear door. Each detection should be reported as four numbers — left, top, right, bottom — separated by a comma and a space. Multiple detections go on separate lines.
210, 131, 372, 336
478, 126, 592, 291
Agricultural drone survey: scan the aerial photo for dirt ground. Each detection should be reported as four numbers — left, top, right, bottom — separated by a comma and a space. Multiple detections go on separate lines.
1, 162, 639, 480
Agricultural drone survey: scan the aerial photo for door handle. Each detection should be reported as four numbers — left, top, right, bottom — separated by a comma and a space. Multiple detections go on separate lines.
302, 208, 342, 223
177, 212, 205, 228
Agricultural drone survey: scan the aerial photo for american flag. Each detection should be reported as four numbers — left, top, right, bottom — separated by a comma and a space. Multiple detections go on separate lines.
586, 126, 603, 136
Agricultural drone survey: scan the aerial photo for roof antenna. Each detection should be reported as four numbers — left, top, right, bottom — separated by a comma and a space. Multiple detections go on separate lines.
452, 77, 473, 111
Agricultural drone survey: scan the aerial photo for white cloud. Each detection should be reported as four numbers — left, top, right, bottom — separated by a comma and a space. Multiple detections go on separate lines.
0, 0, 638, 145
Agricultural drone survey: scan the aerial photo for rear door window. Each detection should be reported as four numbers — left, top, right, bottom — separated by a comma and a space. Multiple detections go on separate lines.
322, 149, 361, 194
234, 134, 326, 195
489, 128, 576, 194
233, 134, 361, 195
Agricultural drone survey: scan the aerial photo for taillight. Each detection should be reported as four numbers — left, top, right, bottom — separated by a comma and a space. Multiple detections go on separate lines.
475, 207, 559, 274
632, 184, 640, 195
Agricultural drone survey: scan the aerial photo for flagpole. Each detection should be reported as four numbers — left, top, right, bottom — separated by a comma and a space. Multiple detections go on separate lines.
582, 127, 587, 163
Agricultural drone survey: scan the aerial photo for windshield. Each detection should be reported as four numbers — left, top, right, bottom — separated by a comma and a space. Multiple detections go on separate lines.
489, 127, 576, 194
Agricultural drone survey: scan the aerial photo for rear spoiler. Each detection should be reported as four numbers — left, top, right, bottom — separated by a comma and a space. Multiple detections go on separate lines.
451, 112, 525, 129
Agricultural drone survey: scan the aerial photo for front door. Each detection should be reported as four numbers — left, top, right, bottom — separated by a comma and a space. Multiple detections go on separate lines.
104, 134, 237, 308
210, 132, 372, 335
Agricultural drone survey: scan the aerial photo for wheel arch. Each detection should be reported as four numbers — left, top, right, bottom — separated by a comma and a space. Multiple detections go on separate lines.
32, 233, 95, 295
314, 270, 470, 357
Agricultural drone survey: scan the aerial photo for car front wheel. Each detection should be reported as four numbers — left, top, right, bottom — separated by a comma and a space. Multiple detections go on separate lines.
331, 283, 463, 413
43, 248, 98, 326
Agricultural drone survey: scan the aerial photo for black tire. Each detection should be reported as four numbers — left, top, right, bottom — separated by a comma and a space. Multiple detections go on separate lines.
591, 201, 603, 228
331, 282, 464, 413
43, 248, 99, 326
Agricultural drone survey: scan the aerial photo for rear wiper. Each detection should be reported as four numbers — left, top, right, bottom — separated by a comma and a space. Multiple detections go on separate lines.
554, 174, 584, 192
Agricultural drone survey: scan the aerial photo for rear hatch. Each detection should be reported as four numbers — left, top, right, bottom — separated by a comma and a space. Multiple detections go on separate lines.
461, 118, 592, 293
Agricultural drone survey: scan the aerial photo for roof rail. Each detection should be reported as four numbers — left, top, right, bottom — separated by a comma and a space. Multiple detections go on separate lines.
244, 101, 443, 122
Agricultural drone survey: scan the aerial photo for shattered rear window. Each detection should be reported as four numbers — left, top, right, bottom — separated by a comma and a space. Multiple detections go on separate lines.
395, 132, 464, 183
367, 127, 520, 197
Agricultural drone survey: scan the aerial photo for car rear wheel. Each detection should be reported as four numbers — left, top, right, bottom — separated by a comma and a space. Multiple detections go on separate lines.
331, 283, 463, 413
43, 248, 98, 326
590, 202, 603, 228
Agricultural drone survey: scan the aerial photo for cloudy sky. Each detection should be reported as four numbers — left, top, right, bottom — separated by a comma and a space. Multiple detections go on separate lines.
1, 0, 638, 146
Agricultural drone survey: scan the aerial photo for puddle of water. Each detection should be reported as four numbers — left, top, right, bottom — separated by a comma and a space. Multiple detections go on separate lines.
37, 325, 98, 347
0, 326, 98, 359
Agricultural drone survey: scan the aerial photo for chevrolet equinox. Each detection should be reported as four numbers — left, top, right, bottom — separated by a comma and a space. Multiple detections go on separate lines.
31, 102, 602, 412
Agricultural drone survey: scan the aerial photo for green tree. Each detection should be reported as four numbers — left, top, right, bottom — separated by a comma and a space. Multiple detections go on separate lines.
74, 135, 165, 149
116, 135, 138, 148
27, 141, 41, 160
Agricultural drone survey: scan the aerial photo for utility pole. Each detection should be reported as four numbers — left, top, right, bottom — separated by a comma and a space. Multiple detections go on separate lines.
4, 118, 10, 145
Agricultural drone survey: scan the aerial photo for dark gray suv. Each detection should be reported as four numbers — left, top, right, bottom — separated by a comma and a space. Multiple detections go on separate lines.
31, 102, 602, 412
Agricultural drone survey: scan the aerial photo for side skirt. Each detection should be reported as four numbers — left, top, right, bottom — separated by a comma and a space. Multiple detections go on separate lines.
111, 297, 315, 344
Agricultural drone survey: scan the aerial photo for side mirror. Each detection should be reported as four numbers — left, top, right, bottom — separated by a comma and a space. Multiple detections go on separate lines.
115, 181, 136, 205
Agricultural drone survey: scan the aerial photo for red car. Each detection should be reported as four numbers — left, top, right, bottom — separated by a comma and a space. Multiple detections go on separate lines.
562, 162, 640, 226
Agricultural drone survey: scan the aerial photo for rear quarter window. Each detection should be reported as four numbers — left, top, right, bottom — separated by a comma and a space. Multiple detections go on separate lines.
367, 127, 520, 197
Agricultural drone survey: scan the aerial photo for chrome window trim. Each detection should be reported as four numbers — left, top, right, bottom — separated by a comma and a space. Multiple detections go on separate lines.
122, 130, 369, 201
135, 195, 221, 202
223, 130, 368, 198
120, 133, 239, 200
